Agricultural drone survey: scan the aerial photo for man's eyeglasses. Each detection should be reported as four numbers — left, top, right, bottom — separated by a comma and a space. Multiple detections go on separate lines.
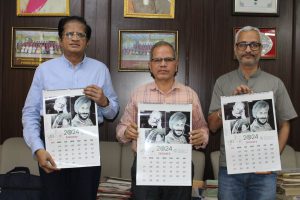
151, 57, 176, 63
64, 32, 87, 39
236, 42, 262, 51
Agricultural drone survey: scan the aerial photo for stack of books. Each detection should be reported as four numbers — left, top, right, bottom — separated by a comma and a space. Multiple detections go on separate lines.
277, 170, 300, 200
202, 179, 218, 200
97, 177, 132, 200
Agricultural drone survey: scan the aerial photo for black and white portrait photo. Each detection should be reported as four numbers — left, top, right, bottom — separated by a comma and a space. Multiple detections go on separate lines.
45, 96, 71, 129
140, 110, 165, 129
249, 99, 275, 132
140, 110, 166, 144
70, 95, 96, 127
224, 101, 249, 120
165, 111, 190, 144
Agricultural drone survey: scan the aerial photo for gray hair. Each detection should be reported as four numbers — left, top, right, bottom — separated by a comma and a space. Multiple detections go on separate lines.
252, 100, 269, 118
150, 41, 176, 60
235, 26, 262, 44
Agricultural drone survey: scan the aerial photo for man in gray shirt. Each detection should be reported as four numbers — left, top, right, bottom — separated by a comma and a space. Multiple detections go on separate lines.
208, 26, 297, 200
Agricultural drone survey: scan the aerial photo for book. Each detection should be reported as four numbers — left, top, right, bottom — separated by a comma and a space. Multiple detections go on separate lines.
97, 177, 132, 200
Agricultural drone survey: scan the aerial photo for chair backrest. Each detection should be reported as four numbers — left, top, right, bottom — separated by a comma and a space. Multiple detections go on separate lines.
210, 151, 220, 179
0, 137, 39, 175
192, 150, 205, 180
281, 144, 297, 169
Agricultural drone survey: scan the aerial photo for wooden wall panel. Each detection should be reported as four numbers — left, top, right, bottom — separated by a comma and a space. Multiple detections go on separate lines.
0, 0, 3, 142
290, 0, 300, 151
84, 0, 112, 140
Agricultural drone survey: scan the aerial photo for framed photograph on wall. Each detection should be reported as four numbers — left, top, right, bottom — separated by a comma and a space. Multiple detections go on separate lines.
124, 0, 175, 19
11, 27, 62, 68
233, 27, 277, 59
17, 0, 70, 16
118, 30, 178, 71
233, 0, 279, 16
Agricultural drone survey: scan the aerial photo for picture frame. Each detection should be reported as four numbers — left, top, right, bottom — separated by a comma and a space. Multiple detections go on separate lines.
11, 27, 62, 69
233, 27, 277, 59
233, 0, 279, 16
118, 30, 178, 71
17, 0, 70, 16
124, 0, 175, 19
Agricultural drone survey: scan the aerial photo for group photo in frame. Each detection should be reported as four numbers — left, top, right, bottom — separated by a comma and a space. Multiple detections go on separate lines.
11, 27, 62, 68
124, 0, 175, 19
233, 27, 277, 59
17, 0, 70, 16
233, 0, 279, 16
118, 30, 178, 71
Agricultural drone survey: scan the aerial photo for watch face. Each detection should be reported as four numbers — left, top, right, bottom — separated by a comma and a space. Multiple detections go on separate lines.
261, 33, 273, 55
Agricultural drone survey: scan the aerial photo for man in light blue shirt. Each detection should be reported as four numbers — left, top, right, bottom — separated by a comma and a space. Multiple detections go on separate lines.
22, 16, 119, 200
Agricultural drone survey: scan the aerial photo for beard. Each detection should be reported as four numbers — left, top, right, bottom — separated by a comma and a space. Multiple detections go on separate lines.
79, 113, 89, 120
173, 129, 184, 137
257, 118, 268, 125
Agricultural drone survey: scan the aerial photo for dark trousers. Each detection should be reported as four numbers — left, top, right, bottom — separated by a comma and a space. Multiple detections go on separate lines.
39, 166, 101, 200
131, 157, 193, 200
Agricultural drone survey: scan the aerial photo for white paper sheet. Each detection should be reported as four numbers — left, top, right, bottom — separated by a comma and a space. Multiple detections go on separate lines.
43, 89, 100, 168
137, 103, 192, 186
221, 91, 281, 174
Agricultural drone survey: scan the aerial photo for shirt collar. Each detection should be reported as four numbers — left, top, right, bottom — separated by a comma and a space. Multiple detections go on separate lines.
150, 81, 181, 93
61, 54, 87, 68
237, 66, 262, 80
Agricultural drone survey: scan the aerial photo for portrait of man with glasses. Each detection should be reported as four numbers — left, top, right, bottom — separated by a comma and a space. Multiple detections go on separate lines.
208, 26, 297, 200
22, 16, 119, 200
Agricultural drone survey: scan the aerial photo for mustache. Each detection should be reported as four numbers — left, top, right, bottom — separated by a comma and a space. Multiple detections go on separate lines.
241, 53, 255, 57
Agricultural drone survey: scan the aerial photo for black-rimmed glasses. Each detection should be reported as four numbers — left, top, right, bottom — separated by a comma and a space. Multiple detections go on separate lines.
236, 42, 262, 51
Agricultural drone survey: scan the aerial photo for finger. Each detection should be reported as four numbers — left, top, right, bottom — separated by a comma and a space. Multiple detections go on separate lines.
48, 157, 57, 168
131, 122, 138, 128
125, 127, 136, 139
84, 84, 99, 91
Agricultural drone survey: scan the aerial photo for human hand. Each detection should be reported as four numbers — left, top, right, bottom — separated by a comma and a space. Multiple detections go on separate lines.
52, 113, 71, 128
148, 118, 162, 129
189, 128, 208, 146
84, 85, 109, 107
124, 123, 138, 141
233, 85, 253, 95
35, 149, 59, 173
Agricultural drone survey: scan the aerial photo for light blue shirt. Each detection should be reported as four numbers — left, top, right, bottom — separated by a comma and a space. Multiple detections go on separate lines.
22, 55, 119, 154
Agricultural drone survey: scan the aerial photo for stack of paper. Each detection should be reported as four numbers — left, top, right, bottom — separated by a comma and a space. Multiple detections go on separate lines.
202, 180, 218, 200
277, 171, 300, 200
97, 177, 132, 200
